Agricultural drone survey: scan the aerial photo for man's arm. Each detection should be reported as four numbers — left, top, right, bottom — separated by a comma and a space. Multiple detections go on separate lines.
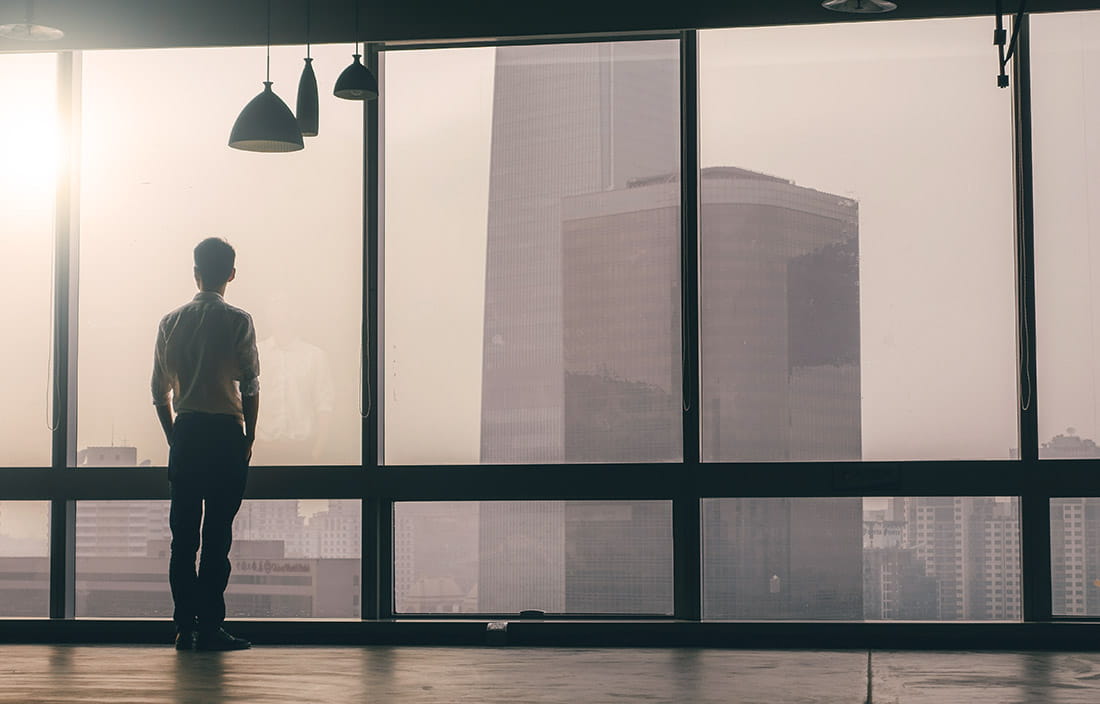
155, 402, 175, 447
243, 392, 259, 450
151, 320, 175, 447
239, 312, 261, 462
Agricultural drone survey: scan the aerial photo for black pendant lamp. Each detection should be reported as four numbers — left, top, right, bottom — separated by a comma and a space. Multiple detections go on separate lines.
296, 0, 319, 137
0, 0, 64, 40
229, 0, 304, 152
333, 0, 378, 100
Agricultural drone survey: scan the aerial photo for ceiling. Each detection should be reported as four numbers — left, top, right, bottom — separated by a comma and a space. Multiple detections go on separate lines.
0, 0, 1096, 52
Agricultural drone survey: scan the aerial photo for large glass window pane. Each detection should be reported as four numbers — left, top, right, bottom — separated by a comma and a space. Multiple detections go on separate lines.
76, 500, 360, 618
383, 41, 683, 465
394, 501, 672, 614
0, 501, 50, 616
1051, 498, 1100, 616
1, 53, 57, 467
699, 19, 1016, 461
1033, 11, 1100, 458
704, 497, 1020, 621
76, 46, 362, 467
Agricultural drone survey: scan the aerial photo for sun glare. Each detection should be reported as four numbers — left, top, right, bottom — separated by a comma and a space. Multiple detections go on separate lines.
0, 107, 59, 198
0, 57, 60, 203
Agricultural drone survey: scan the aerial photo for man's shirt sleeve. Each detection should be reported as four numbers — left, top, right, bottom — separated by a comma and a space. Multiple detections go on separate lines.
151, 318, 172, 406
238, 313, 261, 397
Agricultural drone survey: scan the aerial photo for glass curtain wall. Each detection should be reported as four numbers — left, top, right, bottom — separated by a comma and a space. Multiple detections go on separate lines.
394, 501, 673, 615
76, 46, 362, 468
75, 500, 361, 618
382, 41, 683, 465
0, 53, 57, 468
0, 502, 51, 616
1032, 10, 1100, 459
0, 13, 1086, 627
698, 18, 1017, 462
703, 498, 1021, 620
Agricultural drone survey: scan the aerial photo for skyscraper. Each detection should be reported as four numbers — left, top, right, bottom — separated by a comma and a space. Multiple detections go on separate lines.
562, 168, 863, 618
479, 40, 681, 464
476, 41, 681, 615
477, 43, 862, 617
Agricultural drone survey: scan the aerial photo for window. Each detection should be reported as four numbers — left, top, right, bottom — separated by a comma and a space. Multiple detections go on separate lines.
382, 41, 683, 465
0, 502, 50, 616
1032, 11, 1100, 458
703, 497, 1021, 620
394, 501, 673, 614
76, 46, 362, 467
0, 53, 57, 467
698, 18, 1016, 461
75, 500, 361, 618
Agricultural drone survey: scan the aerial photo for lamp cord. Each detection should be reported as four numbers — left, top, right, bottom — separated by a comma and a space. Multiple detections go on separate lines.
306, 0, 311, 59
266, 0, 271, 82
355, 0, 360, 55
995, 0, 1028, 87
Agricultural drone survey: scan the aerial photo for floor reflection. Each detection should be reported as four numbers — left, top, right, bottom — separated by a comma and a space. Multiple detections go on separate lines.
1, 646, 1100, 703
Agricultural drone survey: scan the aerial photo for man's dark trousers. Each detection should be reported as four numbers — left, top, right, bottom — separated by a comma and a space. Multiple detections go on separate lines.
168, 412, 250, 631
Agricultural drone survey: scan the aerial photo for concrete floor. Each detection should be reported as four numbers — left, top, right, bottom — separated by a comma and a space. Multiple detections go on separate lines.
2, 646, 1100, 703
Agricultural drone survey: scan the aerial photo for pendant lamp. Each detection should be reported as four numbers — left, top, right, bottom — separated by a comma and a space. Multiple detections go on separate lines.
229, 0, 304, 152
0, 0, 64, 40
821, 0, 897, 12
296, 0, 319, 137
334, 0, 378, 100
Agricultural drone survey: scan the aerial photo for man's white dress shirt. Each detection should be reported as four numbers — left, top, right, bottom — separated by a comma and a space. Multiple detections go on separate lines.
151, 291, 260, 424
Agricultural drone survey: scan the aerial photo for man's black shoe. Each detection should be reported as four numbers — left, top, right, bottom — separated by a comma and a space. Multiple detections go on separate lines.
174, 629, 195, 651
194, 627, 251, 651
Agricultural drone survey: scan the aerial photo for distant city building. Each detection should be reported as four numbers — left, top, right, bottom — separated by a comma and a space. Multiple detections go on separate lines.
894, 497, 1021, 620
862, 503, 939, 619
75, 446, 171, 558
73, 539, 359, 618
1046, 429, 1100, 616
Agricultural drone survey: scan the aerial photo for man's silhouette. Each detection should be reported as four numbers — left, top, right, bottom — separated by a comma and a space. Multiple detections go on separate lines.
152, 237, 259, 651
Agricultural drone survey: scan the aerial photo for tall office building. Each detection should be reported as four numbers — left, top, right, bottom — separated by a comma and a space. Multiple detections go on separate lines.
562, 168, 863, 618
479, 40, 681, 464
477, 41, 681, 614
1045, 431, 1100, 615
477, 42, 862, 616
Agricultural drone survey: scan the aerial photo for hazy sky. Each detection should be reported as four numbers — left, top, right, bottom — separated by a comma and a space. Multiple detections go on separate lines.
3, 13, 1100, 542
1032, 11, 1100, 449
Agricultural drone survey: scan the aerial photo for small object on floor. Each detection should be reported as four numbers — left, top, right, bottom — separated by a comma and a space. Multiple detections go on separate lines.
194, 627, 251, 651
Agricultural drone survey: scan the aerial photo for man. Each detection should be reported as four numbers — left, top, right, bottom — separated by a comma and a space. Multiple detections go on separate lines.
152, 237, 259, 651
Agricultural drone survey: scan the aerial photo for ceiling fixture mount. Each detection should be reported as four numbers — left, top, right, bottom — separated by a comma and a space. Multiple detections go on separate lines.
228, 0, 304, 152
334, 0, 378, 100
0, 0, 64, 40
821, 0, 897, 13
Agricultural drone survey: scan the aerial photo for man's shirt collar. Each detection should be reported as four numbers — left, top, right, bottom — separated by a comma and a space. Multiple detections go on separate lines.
193, 291, 225, 302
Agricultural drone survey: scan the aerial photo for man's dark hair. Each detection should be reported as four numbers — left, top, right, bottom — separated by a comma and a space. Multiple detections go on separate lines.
194, 237, 236, 289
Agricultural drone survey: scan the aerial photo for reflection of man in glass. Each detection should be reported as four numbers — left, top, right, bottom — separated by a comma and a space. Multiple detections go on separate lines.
254, 292, 334, 465
151, 237, 257, 651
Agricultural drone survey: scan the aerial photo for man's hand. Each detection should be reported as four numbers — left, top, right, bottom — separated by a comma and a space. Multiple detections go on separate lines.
242, 393, 259, 465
